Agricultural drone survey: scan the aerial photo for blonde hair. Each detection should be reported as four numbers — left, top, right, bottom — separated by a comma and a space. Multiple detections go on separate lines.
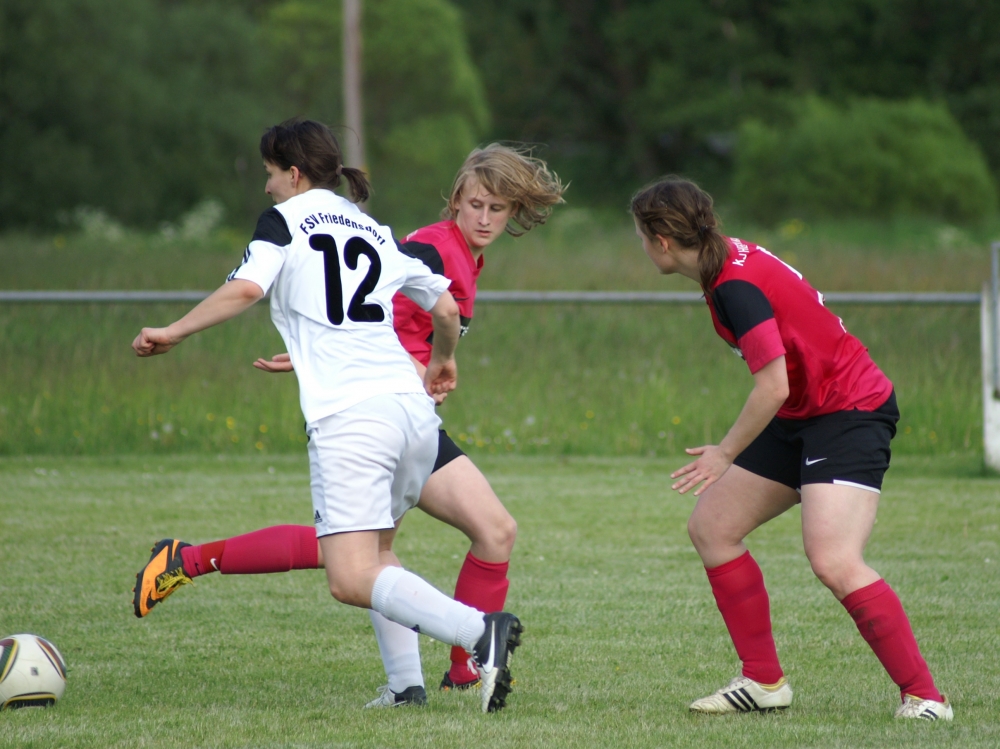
443, 144, 566, 236
630, 177, 729, 293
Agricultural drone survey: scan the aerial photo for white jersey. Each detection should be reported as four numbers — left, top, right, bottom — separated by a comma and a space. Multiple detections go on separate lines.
228, 189, 451, 425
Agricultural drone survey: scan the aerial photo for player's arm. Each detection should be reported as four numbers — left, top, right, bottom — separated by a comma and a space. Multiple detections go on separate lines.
132, 280, 264, 357
670, 355, 788, 495
423, 291, 460, 396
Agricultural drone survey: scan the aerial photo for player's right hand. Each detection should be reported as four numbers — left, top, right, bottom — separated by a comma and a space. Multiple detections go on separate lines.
253, 353, 294, 373
424, 357, 457, 398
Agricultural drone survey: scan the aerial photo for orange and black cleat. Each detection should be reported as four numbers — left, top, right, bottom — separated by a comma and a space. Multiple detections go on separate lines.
132, 539, 193, 618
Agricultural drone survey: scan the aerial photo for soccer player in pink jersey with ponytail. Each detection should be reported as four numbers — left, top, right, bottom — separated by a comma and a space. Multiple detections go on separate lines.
630, 176, 951, 721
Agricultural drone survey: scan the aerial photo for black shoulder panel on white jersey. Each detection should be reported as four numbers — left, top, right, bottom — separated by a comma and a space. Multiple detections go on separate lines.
712, 279, 774, 339
398, 240, 445, 276
251, 207, 292, 247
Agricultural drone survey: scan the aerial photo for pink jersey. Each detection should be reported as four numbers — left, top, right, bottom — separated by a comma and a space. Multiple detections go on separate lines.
706, 237, 893, 419
393, 221, 482, 365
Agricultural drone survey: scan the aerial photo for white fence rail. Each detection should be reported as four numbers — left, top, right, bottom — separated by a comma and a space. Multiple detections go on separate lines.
2, 255, 998, 471
0, 289, 983, 305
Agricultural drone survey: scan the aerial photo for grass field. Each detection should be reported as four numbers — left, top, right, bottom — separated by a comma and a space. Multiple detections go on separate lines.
0, 212, 990, 459
0, 454, 997, 748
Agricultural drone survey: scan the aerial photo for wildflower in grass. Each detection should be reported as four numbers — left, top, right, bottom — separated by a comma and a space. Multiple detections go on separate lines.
255, 441, 264, 450
231, 434, 239, 443
206, 413, 216, 421
585, 410, 595, 419
226, 417, 236, 429
259, 424, 268, 433
672, 416, 682, 425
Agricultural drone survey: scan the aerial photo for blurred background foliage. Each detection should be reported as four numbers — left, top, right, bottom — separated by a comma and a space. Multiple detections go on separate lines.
1, 0, 1000, 231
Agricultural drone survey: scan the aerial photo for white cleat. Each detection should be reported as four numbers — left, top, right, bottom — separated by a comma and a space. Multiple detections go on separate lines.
472, 612, 523, 713
363, 684, 427, 708
894, 694, 954, 721
689, 675, 793, 714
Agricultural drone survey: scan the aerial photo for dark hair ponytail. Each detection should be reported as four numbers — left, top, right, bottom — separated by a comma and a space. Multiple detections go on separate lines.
629, 176, 729, 292
260, 119, 371, 203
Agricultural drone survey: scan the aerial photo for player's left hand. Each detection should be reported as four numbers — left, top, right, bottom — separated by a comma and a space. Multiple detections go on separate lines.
132, 327, 181, 357
253, 353, 294, 373
670, 445, 733, 496
424, 357, 457, 398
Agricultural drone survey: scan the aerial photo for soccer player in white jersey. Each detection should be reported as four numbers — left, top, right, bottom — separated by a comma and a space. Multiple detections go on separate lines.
131, 119, 522, 713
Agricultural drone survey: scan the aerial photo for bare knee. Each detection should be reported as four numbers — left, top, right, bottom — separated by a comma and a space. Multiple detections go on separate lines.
687, 510, 749, 569
467, 508, 517, 560
687, 511, 724, 559
806, 549, 866, 598
489, 513, 518, 556
327, 578, 369, 608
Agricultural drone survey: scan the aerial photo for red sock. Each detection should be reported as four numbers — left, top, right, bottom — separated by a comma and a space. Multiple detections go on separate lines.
180, 525, 319, 578
841, 579, 943, 702
706, 551, 784, 684
448, 553, 510, 683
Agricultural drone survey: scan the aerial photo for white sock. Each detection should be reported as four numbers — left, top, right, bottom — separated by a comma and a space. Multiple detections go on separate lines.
368, 609, 424, 693
371, 566, 486, 652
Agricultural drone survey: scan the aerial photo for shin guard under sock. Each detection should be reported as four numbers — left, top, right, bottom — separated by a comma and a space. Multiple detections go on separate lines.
448, 553, 509, 683
181, 525, 319, 578
706, 551, 784, 684
369, 609, 424, 693
841, 579, 943, 702
371, 566, 485, 652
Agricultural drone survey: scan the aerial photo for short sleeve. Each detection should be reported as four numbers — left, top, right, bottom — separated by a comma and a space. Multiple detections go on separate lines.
397, 252, 451, 311
227, 208, 291, 294
398, 240, 445, 276
713, 279, 785, 373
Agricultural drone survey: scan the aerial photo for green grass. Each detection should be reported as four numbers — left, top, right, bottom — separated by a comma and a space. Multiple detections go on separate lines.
0, 212, 991, 458
0, 301, 982, 457
0, 454, 997, 747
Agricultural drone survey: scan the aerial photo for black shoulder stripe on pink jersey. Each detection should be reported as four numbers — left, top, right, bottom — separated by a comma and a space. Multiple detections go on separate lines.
398, 240, 445, 276
251, 207, 292, 247
712, 280, 775, 339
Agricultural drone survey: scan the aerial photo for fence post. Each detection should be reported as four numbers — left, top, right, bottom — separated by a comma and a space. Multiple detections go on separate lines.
983, 242, 1000, 471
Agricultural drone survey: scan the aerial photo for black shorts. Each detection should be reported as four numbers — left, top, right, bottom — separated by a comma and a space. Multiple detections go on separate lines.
733, 391, 899, 493
432, 429, 466, 474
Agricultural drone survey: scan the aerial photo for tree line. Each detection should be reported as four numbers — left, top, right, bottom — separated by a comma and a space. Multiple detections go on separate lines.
2, 0, 998, 231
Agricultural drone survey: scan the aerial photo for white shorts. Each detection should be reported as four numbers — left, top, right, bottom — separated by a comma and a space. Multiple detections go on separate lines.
307, 392, 441, 536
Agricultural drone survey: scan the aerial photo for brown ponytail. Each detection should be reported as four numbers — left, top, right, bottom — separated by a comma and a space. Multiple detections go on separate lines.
629, 177, 729, 292
260, 119, 371, 203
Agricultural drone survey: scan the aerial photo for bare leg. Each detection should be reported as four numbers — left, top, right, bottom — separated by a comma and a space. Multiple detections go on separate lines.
800, 483, 880, 600
686, 465, 799, 686
687, 465, 800, 567
417, 456, 516, 561
801, 482, 944, 703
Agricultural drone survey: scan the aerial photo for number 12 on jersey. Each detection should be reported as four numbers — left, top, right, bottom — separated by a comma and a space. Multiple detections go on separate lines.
309, 234, 385, 325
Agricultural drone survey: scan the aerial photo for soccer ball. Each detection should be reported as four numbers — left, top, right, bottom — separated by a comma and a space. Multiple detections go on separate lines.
0, 634, 67, 709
